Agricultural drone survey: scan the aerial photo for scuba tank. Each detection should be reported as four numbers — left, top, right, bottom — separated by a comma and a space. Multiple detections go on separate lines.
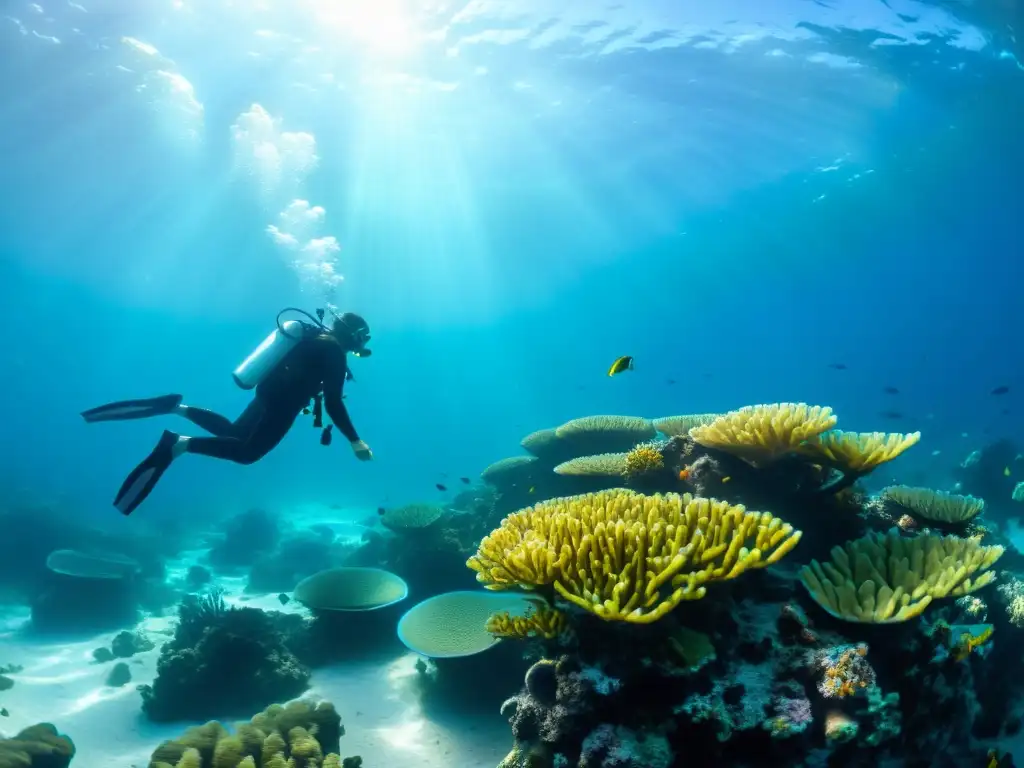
232, 308, 330, 390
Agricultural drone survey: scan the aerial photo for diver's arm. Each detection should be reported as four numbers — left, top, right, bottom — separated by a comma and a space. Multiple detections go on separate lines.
321, 343, 361, 443
324, 391, 359, 443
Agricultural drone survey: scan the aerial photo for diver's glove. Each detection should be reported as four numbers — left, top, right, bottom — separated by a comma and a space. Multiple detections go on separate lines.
351, 439, 373, 461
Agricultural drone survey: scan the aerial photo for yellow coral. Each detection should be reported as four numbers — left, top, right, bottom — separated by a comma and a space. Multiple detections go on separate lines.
799, 430, 920, 473
288, 727, 322, 764
467, 490, 802, 624
211, 734, 243, 767
486, 600, 569, 640
553, 453, 628, 476
623, 444, 665, 479
799, 529, 1004, 623
175, 749, 203, 768
261, 731, 287, 763
652, 414, 721, 437
881, 485, 984, 524
322, 757, 342, 768
689, 404, 837, 465
237, 759, 257, 768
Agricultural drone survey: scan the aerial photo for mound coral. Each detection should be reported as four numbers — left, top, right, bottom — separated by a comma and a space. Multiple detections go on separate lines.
0, 723, 75, 768
554, 453, 629, 477
467, 490, 802, 624
799, 529, 1004, 623
689, 403, 837, 465
148, 699, 351, 768
881, 486, 985, 524
378, 503, 444, 533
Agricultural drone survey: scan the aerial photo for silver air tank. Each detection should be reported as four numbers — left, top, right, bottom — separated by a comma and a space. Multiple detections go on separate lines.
233, 320, 304, 389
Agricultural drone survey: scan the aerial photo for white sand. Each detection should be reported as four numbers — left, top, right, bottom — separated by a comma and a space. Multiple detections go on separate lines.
0, 575, 510, 767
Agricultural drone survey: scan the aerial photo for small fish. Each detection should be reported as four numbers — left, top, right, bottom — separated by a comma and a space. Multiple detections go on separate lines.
377, 506, 385, 515
0, 707, 8, 717
302, 407, 311, 415
528, 486, 535, 494
277, 593, 290, 605
828, 363, 847, 370
883, 386, 900, 395
879, 410, 903, 419
666, 379, 676, 385
721, 476, 732, 484
436, 483, 447, 492
460, 477, 470, 485
1005, 467, 1012, 477
607, 356, 634, 376
931, 450, 941, 456
679, 468, 690, 481
992, 385, 1010, 395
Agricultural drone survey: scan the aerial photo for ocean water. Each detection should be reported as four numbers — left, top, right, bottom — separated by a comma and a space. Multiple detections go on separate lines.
1, 1, 1023, 767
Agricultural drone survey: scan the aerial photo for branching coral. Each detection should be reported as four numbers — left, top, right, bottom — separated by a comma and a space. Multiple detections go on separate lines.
622, 443, 665, 479
881, 486, 985, 524
149, 700, 348, 768
467, 490, 802, 624
799, 530, 1004, 623
799, 430, 921, 474
487, 600, 570, 640
689, 403, 837, 465
554, 453, 629, 477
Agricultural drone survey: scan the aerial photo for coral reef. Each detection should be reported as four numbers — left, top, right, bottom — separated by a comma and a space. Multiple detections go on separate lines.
468, 401, 1020, 768
147, 699, 356, 768
0, 723, 75, 768
140, 591, 310, 722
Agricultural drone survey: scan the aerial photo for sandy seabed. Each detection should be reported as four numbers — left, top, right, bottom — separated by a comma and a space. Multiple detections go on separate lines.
0, 561, 511, 767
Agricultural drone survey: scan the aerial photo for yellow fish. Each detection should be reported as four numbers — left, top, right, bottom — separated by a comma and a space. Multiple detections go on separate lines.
607, 356, 634, 376
1005, 467, 1012, 477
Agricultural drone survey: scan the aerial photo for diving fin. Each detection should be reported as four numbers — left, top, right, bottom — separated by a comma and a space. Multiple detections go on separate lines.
82, 394, 183, 423
113, 430, 179, 516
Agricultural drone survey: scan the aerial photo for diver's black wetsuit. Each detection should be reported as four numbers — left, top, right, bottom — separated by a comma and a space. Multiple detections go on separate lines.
180, 333, 359, 464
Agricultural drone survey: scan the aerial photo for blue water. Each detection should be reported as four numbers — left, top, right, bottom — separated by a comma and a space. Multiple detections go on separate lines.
0, 0, 1020, 526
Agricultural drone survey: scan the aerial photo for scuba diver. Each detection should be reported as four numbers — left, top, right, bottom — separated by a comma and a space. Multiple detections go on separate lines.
82, 308, 374, 516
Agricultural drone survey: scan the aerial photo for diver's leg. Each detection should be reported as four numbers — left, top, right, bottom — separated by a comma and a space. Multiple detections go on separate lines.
82, 394, 183, 423
183, 402, 299, 465
174, 400, 259, 437
113, 430, 185, 516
